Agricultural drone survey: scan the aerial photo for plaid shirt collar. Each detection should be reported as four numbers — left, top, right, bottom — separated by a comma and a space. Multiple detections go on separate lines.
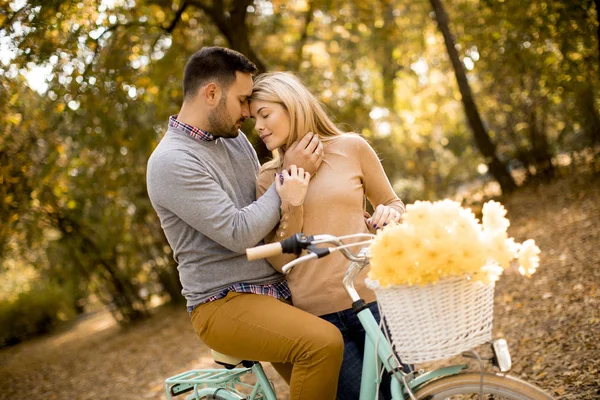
169, 115, 216, 142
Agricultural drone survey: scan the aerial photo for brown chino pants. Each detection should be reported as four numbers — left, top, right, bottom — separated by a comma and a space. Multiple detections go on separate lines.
191, 291, 344, 400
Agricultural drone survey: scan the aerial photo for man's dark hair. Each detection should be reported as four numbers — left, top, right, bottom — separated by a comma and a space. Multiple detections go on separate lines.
183, 46, 258, 100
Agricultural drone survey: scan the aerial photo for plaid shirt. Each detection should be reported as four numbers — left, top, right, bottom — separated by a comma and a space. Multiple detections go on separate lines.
169, 115, 216, 142
188, 280, 292, 312
172, 115, 292, 312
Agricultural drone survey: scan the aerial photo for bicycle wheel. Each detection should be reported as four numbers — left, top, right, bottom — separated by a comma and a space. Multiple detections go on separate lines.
412, 372, 553, 399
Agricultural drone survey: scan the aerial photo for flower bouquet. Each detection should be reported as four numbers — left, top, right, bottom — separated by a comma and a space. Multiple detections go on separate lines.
366, 200, 540, 364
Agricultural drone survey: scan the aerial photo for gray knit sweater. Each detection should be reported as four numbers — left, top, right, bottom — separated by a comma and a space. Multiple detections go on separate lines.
146, 126, 283, 307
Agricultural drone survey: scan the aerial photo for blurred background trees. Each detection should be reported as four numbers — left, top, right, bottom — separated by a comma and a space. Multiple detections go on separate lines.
1, 0, 598, 344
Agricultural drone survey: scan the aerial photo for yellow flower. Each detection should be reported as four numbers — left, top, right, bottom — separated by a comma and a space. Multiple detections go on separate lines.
518, 239, 541, 277
368, 199, 542, 287
482, 200, 510, 233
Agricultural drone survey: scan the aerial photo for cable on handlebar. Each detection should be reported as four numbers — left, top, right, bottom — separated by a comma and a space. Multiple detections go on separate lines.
307, 246, 331, 258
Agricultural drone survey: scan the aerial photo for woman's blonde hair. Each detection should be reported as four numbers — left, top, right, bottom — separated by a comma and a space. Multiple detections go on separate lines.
251, 72, 345, 172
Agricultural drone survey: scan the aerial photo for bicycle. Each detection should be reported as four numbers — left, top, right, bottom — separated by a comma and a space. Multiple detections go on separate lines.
165, 232, 554, 399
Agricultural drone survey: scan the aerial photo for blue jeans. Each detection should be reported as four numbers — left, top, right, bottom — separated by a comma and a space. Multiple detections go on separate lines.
320, 301, 412, 400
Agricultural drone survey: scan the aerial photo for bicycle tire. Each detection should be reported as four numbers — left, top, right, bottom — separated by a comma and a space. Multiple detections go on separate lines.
411, 372, 553, 399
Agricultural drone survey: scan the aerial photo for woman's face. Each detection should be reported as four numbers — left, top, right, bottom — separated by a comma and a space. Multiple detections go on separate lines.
250, 100, 291, 151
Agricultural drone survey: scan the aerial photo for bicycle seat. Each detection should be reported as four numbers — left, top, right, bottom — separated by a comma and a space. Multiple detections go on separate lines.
211, 350, 254, 369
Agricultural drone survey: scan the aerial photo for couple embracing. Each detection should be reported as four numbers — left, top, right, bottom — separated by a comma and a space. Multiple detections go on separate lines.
146, 46, 407, 400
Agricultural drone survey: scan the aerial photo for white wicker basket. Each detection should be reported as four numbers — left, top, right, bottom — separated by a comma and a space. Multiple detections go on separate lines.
367, 276, 495, 364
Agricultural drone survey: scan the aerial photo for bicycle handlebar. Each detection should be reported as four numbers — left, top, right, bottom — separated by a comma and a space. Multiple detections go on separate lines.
246, 242, 284, 260
246, 233, 375, 272
247, 233, 315, 261
246, 232, 375, 303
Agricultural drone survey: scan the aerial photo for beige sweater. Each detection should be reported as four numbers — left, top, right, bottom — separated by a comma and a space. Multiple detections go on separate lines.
257, 134, 404, 316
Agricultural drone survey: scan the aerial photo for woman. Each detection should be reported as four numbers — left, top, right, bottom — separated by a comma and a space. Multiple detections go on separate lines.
251, 72, 408, 400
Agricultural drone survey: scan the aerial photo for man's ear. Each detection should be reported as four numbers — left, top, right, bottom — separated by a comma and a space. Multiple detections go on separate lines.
204, 82, 221, 106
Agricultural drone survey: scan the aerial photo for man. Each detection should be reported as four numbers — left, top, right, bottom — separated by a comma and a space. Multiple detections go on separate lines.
146, 47, 343, 400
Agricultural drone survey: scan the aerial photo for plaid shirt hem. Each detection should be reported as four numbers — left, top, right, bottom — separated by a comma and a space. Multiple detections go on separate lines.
187, 280, 291, 313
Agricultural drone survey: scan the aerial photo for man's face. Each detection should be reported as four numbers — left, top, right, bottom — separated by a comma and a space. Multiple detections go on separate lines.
208, 71, 253, 138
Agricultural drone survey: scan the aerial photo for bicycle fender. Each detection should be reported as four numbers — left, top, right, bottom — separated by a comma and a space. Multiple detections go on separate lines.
404, 364, 469, 393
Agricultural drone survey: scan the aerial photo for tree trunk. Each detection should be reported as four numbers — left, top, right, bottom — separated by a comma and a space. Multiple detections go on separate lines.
527, 107, 555, 181
429, 0, 517, 193
378, 1, 398, 111
99, 255, 149, 323
578, 86, 600, 145
156, 260, 185, 306
595, 0, 600, 70
194, 0, 267, 72
56, 214, 149, 323
291, 0, 314, 71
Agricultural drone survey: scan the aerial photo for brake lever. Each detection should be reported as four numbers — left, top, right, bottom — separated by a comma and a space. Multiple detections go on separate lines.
281, 233, 314, 255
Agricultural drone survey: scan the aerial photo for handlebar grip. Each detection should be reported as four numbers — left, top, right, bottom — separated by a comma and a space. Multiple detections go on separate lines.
246, 242, 283, 260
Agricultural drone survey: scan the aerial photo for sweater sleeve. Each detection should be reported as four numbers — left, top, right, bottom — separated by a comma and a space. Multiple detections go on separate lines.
256, 169, 304, 272
356, 137, 405, 214
148, 150, 281, 254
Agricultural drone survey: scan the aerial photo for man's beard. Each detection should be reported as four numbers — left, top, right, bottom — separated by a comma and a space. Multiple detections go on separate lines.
208, 95, 242, 138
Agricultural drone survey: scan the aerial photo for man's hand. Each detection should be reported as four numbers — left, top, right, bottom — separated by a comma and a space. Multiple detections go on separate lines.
282, 132, 323, 175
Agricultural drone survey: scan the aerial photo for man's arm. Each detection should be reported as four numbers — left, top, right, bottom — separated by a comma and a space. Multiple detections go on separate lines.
148, 151, 281, 254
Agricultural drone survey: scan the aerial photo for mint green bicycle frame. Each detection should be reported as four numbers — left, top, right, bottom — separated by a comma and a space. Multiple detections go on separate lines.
343, 248, 467, 400
165, 242, 467, 400
355, 306, 467, 399
164, 306, 466, 400
165, 362, 277, 400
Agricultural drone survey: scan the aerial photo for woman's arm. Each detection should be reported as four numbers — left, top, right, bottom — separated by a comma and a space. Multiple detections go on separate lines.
356, 137, 405, 228
256, 170, 305, 272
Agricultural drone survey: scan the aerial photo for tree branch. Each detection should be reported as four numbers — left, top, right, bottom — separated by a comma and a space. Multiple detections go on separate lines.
164, 0, 189, 34
81, 21, 168, 79
0, 4, 29, 32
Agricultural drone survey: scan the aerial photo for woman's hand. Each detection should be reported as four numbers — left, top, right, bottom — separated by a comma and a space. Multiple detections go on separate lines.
282, 132, 323, 175
366, 205, 403, 230
276, 165, 311, 206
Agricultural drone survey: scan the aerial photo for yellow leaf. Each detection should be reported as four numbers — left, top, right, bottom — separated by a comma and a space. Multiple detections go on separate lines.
554, 386, 565, 395
7, 113, 22, 125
